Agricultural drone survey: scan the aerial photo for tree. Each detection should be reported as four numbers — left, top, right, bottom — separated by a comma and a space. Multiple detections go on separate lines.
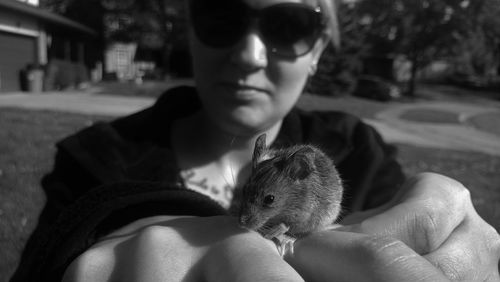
354, 0, 470, 96
41, 0, 188, 74
452, 0, 500, 77
307, 1, 367, 96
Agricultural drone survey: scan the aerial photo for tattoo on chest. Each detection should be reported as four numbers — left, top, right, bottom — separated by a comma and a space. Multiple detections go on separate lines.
181, 170, 234, 202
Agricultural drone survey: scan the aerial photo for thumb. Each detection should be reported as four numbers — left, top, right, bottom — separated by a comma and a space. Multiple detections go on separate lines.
285, 230, 449, 282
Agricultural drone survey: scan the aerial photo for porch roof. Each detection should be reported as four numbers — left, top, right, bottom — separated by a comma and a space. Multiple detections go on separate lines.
0, 0, 97, 36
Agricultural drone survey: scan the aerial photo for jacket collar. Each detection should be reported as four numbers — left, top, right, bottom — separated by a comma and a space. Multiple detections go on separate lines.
151, 86, 201, 147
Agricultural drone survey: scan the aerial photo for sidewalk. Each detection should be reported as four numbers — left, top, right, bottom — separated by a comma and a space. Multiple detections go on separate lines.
0, 91, 154, 116
1, 91, 500, 156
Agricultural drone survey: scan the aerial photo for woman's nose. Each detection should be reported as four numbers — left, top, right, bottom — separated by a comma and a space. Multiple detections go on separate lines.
230, 32, 268, 71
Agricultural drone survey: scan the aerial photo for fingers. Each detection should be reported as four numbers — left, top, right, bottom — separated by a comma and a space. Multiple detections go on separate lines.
65, 215, 304, 282
340, 172, 500, 281
285, 230, 450, 282
204, 231, 304, 282
343, 173, 470, 254
424, 203, 500, 281
62, 233, 130, 282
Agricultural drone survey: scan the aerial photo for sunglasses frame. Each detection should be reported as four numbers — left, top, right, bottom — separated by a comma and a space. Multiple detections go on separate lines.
189, 1, 327, 58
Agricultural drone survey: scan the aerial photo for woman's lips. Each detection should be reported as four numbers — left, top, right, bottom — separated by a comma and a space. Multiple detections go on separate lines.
218, 82, 269, 102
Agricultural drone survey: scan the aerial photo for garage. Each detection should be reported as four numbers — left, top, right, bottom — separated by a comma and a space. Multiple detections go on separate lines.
0, 31, 36, 92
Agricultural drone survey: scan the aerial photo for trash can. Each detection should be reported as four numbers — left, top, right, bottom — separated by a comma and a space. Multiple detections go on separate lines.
26, 65, 44, 93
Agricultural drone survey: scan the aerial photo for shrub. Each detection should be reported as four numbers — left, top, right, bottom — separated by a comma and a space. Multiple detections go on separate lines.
44, 59, 89, 90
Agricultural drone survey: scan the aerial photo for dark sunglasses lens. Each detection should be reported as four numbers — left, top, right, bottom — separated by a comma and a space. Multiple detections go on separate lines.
261, 5, 323, 57
190, 0, 248, 47
189, 1, 323, 57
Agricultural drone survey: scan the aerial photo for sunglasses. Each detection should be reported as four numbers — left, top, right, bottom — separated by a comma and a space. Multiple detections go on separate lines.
189, 0, 326, 58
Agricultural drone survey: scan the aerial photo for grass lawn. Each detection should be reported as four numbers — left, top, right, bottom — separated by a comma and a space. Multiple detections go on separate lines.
396, 143, 500, 228
0, 108, 112, 281
1, 105, 499, 281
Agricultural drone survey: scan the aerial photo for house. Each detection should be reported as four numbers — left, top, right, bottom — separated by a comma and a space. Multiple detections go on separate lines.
0, 0, 97, 92
104, 42, 155, 82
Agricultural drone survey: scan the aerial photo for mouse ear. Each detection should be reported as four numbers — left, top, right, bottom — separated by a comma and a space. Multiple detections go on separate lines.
287, 147, 314, 181
252, 134, 267, 170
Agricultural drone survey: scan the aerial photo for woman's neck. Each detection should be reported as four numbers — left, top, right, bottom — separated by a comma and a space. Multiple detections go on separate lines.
172, 110, 282, 169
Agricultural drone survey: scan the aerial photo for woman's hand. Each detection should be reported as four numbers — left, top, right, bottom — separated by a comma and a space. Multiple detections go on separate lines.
62, 215, 303, 282
285, 172, 500, 282
62, 173, 500, 282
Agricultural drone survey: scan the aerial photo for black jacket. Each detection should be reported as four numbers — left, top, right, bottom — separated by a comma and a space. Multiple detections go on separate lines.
11, 86, 405, 281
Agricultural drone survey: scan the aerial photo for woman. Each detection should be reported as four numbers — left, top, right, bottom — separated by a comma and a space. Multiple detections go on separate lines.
11, 0, 499, 281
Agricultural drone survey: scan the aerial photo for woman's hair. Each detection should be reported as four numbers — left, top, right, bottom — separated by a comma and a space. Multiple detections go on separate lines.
318, 0, 341, 50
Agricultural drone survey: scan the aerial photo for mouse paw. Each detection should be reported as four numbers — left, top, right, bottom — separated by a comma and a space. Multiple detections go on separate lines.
263, 223, 289, 240
272, 234, 296, 257
263, 223, 296, 257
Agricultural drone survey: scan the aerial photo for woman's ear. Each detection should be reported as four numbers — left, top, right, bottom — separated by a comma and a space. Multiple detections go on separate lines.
310, 33, 330, 64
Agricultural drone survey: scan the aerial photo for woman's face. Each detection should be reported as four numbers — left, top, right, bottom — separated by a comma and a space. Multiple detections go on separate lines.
189, 0, 328, 137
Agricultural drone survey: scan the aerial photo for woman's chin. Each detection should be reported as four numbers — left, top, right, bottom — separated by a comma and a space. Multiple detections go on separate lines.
202, 104, 280, 137
220, 116, 272, 137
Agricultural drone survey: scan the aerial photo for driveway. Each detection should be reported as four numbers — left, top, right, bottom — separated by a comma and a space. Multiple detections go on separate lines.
371, 101, 500, 156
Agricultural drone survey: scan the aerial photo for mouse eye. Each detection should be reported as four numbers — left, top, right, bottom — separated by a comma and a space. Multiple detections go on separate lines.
263, 195, 275, 207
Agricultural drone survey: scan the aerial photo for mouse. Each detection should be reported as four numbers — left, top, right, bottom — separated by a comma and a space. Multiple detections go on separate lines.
237, 133, 344, 246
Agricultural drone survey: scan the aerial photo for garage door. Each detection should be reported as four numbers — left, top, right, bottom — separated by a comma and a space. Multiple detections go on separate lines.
0, 31, 36, 92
